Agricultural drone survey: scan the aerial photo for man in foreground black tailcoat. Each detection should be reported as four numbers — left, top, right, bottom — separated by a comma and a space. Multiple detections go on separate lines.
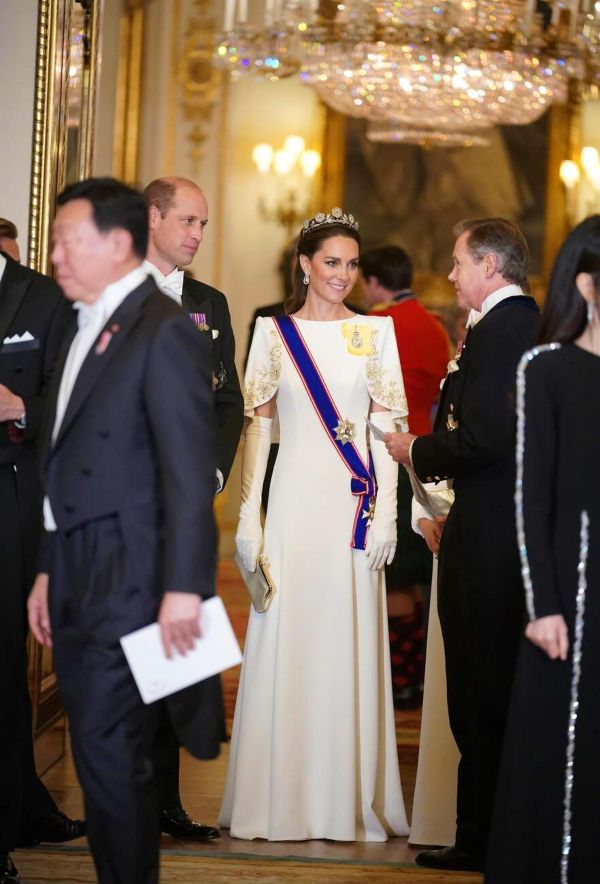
28, 178, 217, 884
385, 218, 539, 872
143, 176, 244, 841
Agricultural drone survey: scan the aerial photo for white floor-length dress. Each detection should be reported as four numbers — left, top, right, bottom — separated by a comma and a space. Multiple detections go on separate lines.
219, 314, 409, 841
409, 557, 459, 846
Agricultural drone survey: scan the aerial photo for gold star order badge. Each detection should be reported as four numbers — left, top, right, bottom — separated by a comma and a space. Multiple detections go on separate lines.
446, 403, 459, 431
334, 418, 356, 444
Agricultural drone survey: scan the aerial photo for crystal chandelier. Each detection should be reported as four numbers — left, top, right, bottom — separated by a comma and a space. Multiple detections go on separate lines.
214, 1, 600, 146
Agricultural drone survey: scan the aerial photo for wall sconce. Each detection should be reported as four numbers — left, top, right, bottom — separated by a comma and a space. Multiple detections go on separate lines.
560, 145, 600, 226
252, 135, 321, 238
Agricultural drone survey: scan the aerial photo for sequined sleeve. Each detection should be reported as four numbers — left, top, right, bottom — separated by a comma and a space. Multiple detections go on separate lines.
366, 316, 409, 430
515, 344, 562, 620
243, 317, 282, 417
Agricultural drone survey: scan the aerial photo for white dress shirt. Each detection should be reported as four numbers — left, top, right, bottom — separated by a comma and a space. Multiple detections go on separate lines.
44, 265, 146, 531
0, 253, 7, 283
143, 259, 184, 304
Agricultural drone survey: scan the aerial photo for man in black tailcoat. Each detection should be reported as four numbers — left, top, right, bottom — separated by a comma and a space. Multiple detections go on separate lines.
142, 176, 243, 841
28, 178, 217, 884
0, 244, 83, 884
385, 218, 539, 873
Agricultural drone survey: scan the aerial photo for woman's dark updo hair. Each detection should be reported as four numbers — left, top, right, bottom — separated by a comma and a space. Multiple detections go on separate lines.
285, 222, 361, 315
539, 214, 600, 344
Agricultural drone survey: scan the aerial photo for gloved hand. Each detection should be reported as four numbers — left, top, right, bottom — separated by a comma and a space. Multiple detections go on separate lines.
235, 415, 272, 572
365, 410, 399, 571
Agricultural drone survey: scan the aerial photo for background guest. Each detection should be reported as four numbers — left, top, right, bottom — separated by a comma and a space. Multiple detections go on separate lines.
486, 214, 600, 884
0, 231, 81, 884
143, 176, 244, 842
385, 218, 539, 872
361, 245, 449, 708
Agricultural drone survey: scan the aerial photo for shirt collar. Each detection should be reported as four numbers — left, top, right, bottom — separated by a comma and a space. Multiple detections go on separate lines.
0, 253, 6, 284
143, 259, 184, 301
74, 264, 146, 329
480, 283, 524, 318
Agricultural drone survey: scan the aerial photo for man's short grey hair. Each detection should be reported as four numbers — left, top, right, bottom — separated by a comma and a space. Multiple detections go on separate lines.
453, 217, 529, 288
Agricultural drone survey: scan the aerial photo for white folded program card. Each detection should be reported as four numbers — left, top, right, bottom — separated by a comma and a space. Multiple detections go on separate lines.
120, 596, 243, 704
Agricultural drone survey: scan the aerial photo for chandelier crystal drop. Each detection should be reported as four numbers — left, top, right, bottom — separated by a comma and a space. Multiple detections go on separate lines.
214, 1, 600, 145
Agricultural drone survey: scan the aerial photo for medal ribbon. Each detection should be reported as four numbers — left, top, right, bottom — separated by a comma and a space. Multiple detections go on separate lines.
274, 315, 376, 550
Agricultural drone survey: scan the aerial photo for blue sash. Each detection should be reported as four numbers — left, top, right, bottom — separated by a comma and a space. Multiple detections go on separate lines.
274, 315, 376, 550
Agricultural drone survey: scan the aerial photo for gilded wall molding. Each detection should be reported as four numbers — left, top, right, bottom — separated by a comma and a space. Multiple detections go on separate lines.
179, 0, 220, 171
29, 0, 69, 273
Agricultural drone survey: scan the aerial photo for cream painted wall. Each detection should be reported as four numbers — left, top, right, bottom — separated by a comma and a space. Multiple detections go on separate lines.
0, 0, 38, 261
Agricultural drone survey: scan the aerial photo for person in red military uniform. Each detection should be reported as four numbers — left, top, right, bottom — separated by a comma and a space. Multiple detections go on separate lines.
362, 245, 449, 707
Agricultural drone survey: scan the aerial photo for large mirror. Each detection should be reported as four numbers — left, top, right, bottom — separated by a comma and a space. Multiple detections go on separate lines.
29, 0, 100, 275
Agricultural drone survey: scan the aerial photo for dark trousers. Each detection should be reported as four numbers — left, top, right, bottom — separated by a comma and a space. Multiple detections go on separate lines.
0, 464, 57, 853
437, 520, 518, 861
50, 515, 160, 884
150, 703, 182, 810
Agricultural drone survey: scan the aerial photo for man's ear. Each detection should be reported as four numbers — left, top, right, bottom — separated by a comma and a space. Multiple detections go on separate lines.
575, 271, 596, 303
483, 252, 499, 277
148, 204, 161, 229
109, 227, 135, 262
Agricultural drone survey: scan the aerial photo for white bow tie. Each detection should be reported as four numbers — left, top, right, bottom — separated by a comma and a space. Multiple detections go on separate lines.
144, 262, 184, 301
466, 309, 482, 329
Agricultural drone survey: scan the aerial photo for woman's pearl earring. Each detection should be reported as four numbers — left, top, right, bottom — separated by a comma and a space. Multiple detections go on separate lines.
303, 273, 310, 285
588, 301, 595, 324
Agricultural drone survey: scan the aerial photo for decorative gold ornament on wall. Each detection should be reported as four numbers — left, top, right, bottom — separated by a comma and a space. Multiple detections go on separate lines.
179, 0, 221, 170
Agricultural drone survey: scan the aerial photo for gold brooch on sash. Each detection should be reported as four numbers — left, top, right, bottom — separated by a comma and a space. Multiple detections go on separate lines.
446, 404, 459, 431
334, 418, 356, 444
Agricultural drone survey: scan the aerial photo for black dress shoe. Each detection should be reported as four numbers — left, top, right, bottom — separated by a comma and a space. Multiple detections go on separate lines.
0, 854, 20, 884
415, 845, 485, 872
17, 811, 86, 847
160, 807, 220, 841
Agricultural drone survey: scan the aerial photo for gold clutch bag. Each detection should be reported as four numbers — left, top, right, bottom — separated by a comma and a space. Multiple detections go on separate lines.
234, 550, 276, 613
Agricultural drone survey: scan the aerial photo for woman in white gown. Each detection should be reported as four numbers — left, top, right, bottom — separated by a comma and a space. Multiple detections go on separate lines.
219, 209, 409, 841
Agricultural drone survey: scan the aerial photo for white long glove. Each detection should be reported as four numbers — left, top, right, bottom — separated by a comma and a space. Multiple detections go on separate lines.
235, 416, 272, 572
365, 411, 398, 571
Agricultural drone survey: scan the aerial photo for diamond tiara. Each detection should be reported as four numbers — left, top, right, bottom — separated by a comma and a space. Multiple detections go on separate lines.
301, 207, 359, 236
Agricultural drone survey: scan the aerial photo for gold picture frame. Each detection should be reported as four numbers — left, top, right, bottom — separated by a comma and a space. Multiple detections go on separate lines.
29, 0, 100, 275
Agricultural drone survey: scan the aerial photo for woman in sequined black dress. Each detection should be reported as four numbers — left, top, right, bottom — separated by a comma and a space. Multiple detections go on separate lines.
486, 216, 600, 884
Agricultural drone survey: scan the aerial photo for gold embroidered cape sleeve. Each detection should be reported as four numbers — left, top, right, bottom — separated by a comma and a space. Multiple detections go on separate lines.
366, 316, 409, 430
243, 316, 282, 418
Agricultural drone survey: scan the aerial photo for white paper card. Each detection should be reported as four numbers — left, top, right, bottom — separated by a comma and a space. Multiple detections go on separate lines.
120, 596, 242, 704
366, 416, 388, 442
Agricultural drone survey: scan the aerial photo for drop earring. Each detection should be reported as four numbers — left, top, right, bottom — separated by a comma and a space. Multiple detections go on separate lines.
303, 273, 310, 285
588, 300, 595, 324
